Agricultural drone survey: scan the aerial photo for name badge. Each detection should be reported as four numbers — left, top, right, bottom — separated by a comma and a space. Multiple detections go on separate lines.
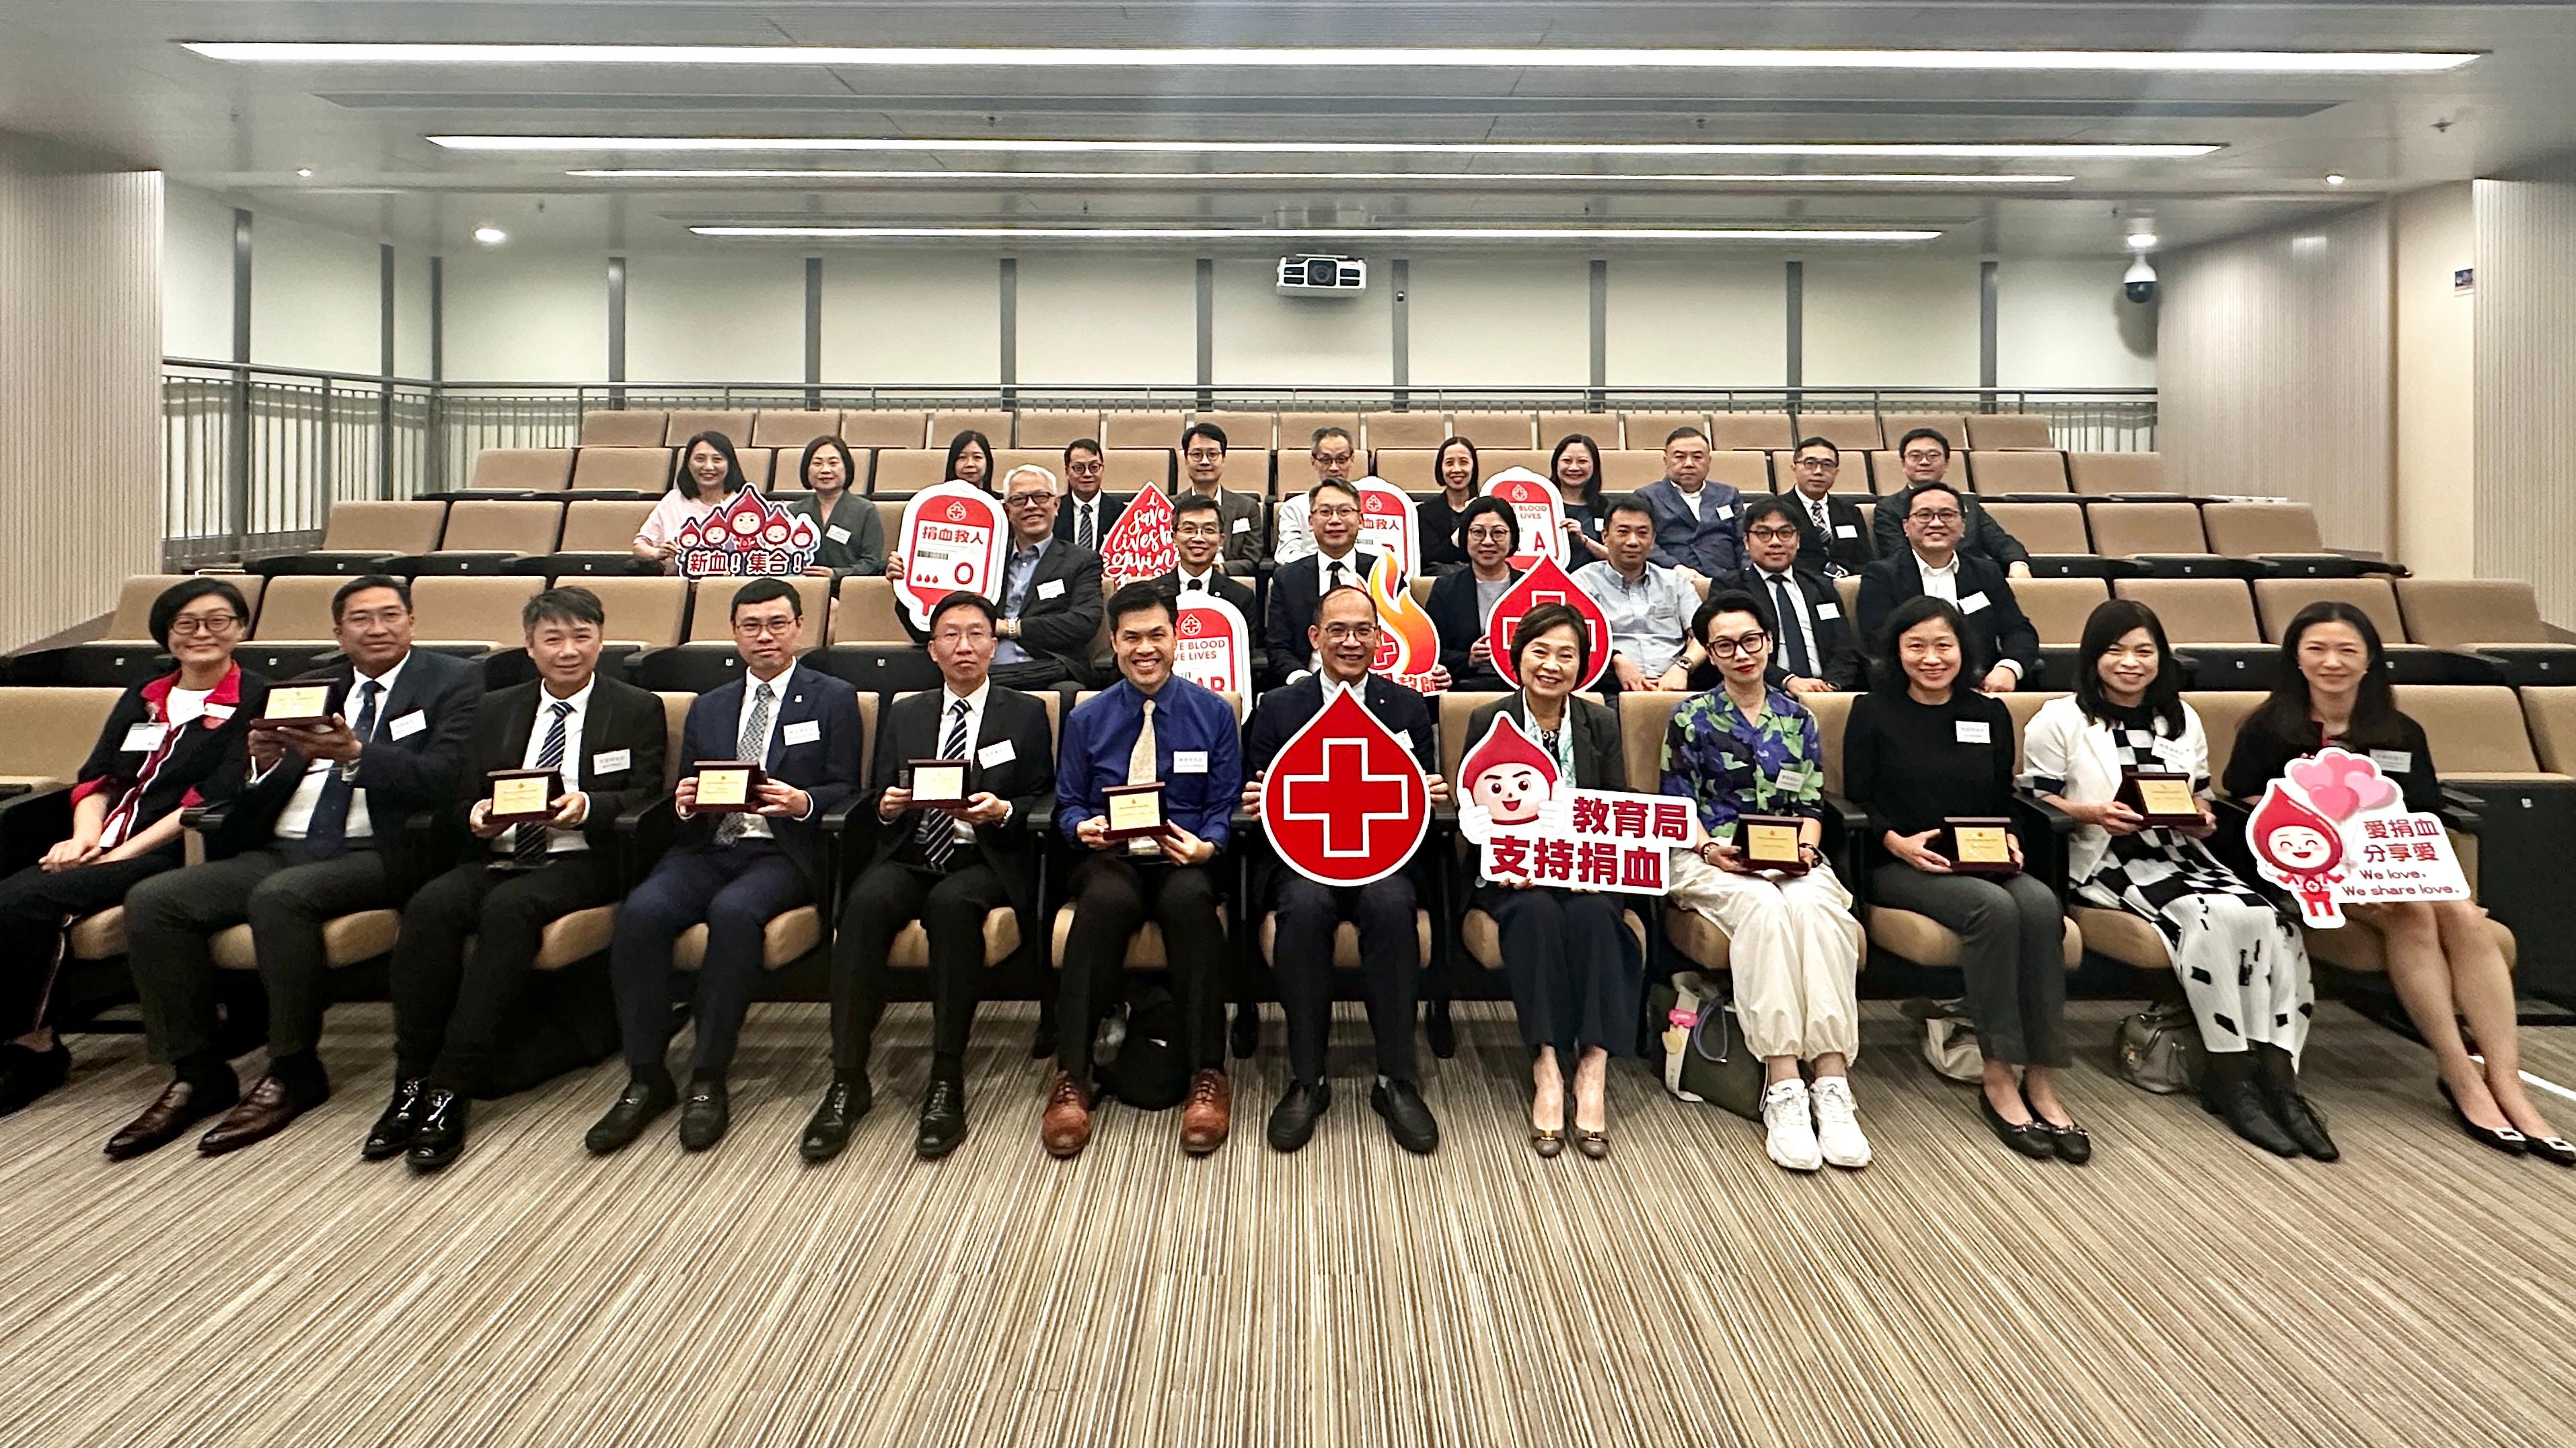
825, 524, 852, 544
1037, 578, 1066, 600
2371, 748, 2412, 774
591, 748, 631, 773
1775, 766, 1809, 793
978, 739, 1016, 768
1959, 591, 1991, 616
782, 719, 822, 747
1393, 729, 1414, 752
1815, 603, 1841, 621
1231, 517, 1252, 534
1834, 524, 1857, 540
388, 710, 427, 740
122, 722, 168, 753
1956, 720, 1992, 745
1714, 503, 1736, 521
1175, 750, 1209, 774
2151, 739, 2191, 770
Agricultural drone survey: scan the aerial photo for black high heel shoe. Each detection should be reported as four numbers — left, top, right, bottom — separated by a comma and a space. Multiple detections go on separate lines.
2440, 1080, 2529, 1156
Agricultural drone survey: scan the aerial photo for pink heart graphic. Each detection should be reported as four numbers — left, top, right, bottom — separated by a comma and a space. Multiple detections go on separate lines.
2350, 773, 2399, 813
2287, 758, 2360, 820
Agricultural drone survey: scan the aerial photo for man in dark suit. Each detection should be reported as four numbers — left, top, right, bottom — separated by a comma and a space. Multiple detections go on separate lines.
1242, 585, 1443, 1156
1718, 495, 1868, 694
1126, 491, 1267, 688
1261, 478, 1380, 689
1777, 437, 1874, 577
368, 586, 669, 1173
1855, 480, 2040, 693
807, 592, 1054, 1165
586, 578, 860, 1155
1179, 421, 1265, 571
1052, 438, 1130, 554
111, 574, 480, 1161
1868, 427, 2032, 577
984, 462, 1105, 689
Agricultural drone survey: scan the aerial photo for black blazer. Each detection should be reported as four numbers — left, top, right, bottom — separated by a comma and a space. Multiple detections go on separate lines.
71, 665, 270, 850
1776, 491, 1875, 575
1052, 492, 1131, 551
901, 536, 1105, 681
1718, 566, 1868, 692
1463, 692, 1625, 792
671, 664, 861, 890
1261, 548, 1381, 690
864, 684, 1054, 922
1853, 551, 2043, 682
1426, 565, 1519, 691
451, 676, 669, 854
1869, 486, 2031, 571
215, 648, 480, 859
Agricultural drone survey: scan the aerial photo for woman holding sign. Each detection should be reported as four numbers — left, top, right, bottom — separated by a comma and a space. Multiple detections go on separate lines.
2027, 601, 2329, 1161
2225, 602, 2565, 1161
0, 579, 266, 1115
1466, 603, 1637, 1159
1549, 434, 1611, 564
1426, 497, 1522, 692
1844, 596, 2090, 1163
786, 436, 887, 580
633, 431, 749, 570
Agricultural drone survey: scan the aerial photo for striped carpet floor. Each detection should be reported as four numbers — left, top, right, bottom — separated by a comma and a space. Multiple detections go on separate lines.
0, 999, 2571, 1447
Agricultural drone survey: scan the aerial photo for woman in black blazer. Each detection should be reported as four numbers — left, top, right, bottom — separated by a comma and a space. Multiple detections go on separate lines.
1416, 436, 1480, 574
1549, 433, 1611, 564
1428, 496, 1523, 691
1463, 603, 1637, 1159
0, 578, 267, 1114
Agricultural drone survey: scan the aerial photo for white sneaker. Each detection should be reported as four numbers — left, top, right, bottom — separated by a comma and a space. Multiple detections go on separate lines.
1809, 1076, 1872, 1169
1761, 1079, 1823, 1171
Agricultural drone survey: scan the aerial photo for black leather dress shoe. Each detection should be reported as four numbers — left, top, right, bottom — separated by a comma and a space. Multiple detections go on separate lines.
915, 1077, 968, 1160
405, 1089, 470, 1173
106, 1077, 237, 1161
1265, 1079, 1330, 1153
1371, 1079, 1439, 1155
584, 1076, 677, 1155
2207, 1081, 2302, 1157
677, 1073, 730, 1152
362, 1077, 431, 1161
1979, 1090, 2055, 1161
2267, 1083, 2337, 1162
799, 1076, 872, 1164
200, 1074, 324, 1157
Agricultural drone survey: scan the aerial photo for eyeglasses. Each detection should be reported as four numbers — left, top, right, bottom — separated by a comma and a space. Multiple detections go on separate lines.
1909, 509, 1963, 525
1175, 523, 1223, 539
168, 614, 241, 635
1319, 622, 1380, 641
1066, 460, 1104, 475
1901, 451, 1948, 465
1744, 526, 1802, 543
735, 618, 799, 637
1794, 457, 1839, 470
1005, 491, 1056, 507
1312, 505, 1360, 521
1465, 526, 1513, 542
338, 608, 408, 628
1313, 452, 1355, 467
930, 626, 994, 644
1705, 632, 1770, 659
1184, 449, 1224, 463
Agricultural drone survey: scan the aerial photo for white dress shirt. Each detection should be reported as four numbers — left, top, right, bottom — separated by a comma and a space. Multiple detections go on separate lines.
270, 653, 410, 842
1912, 550, 2020, 679
500, 677, 594, 857
1175, 563, 1224, 594
1272, 493, 1316, 565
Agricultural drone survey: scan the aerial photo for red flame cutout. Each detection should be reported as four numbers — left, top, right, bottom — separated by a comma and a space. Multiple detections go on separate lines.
1482, 553, 1613, 691
1258, 688, 1431, 888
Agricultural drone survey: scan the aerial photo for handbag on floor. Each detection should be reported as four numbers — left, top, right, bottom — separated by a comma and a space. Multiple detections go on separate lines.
1644, 972, 1764, 1120
1901, 998, 1985, 1084
2111, 997, 2205, 1095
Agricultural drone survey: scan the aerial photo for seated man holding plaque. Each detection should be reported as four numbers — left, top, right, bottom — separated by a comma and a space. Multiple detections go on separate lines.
112, 575, 480, 1161
587, 579, 860, 1155
369, 587, 668, 1173
1043, 582, 1243, 1160
1660, 590, 1870, 1175
1841, 595, 2088, 1165
1241, 585, 1444, 1156
807, 592, 1054, 1164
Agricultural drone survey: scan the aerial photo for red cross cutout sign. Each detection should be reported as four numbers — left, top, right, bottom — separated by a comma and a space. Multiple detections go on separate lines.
1482, 552, 1613, 691
1258, 688, 1431, 888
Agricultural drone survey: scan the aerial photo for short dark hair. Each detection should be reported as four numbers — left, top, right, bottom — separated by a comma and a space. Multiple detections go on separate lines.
798, 435, 860, 489
1903, 480, 1964, 513
1180, 421, 1228, 454
522, 585, 605, 634
1872, 595, 1982, 692
1603, 493, 1656, 528
1794, 435, 1840, 458
1664, 425, 1709, 447
1107, 579, 1177, 632
1310, 425, 1356, 453
1456, 495, 1520, 554
1737, 494, 1800, 533
729, 577, 802, 620
927, 591, 1000, 632
1171, 491, 1221, 525
2073, 598, 2183, 731
1307, 477, 1360, 509
1896, 427, 1954, 458
1511, 602, 1590, 676
675, 430, 749, 495
1692, 587, 1776, 648
1063, 438, 1103, 464
331, 574, 410, 622
149, 577, 250, 651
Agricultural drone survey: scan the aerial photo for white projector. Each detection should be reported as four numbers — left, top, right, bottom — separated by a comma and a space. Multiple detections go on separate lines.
1277, 255, 1368, 295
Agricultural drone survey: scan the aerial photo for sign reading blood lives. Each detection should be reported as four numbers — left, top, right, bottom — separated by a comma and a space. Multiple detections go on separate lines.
1479, 466, 1567, 570
1172, 593, 1253, 720
670, 489, 822, 580
1364, 554, 1445, 693
1259, 688, 1431, 888
1354, 476, 1420, 577
1482, 552, 1613, 691
1095, 482, 1177, 584
894, 481, 1008, 629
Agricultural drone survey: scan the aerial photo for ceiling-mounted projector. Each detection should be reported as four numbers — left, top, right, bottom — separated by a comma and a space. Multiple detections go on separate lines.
1278, 254, 1367, 295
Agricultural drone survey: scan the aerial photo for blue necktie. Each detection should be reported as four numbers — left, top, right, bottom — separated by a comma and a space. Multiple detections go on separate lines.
512, 700, 574, 865
303, 678, 380, 859
917, 698, 972, 871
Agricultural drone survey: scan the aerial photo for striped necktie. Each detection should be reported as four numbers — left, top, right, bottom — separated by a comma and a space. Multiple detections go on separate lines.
918, 697, 972, 871
714, 682, 774, 845
511, 700, 574, 865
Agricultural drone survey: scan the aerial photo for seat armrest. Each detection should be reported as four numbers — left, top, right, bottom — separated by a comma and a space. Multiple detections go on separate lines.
1818, 792, 1872, 898
820, 795, 875, 833
2011, 790, 2077, 896
2437, 787, 2485, 835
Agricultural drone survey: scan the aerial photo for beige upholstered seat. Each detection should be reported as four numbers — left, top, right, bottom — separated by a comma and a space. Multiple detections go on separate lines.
751, 410, 842, 447
410, 575, 543, 647
830, 577, 910, 645
1359, 411, 1451, 451
319, 501, 445, 554
2396, 579, 2559, 647
571, 447, 675, 491
663, 410, 757, 447
1879, 415, 1968, 451
1278, 411, 1360, 451
1599, 449, 1672, 489
686, 577, 834, 647
469, 448, 575, 491
0, 688, 124, 791
2068, 906, 2170, 971
1187, 411, 1274, 449
1537, 412, 1617, 446
439, 500, 564, 554
2067, 451, 2173, 497
841, 411, 928, 449
1706, 451, 1771, 494
1864, 449, 1959, 494
2201, 503, 2327, 558
1707, 414, 1796, 451
211, 911, 402, 970
1446, 411, 1535, 449
2088, 502, 2208, 558
930, 411, 1014, 449
558, 499, 658, 552
1014, 410, 1103, 447
670, 907, 823, 972
2114, 580, 2263, 644
1968, 451, 2071, 495
2015, 579, 2111, 647
2521, 688, 2576, 773
577, 410, 667, 446
869, 449, 951, 495
1052, 906, 1228, 969
1979, 502, 2089, 554
1864, 906, 2082, 970
1102, 410, 1188, 449
1967, 414, 2055, 449
2252, 579, 2405, 643
2394, 684, 2565, 784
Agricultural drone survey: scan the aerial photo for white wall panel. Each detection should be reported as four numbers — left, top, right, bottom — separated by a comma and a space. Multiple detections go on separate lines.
2476, 165, 2576, 625
1995, 259, 2157, 390
2394, 184, 2476, 580
160, 183, 234, 361
248, 211, 380, 375
626, 252, 803, 384
443, 252, 606, 382
1017, 254, 1195, 386
1406, 258, 1589, 388
1802, 258, 1983, 388
1209, 257, 1391, 388
819, 254, 997, 385
1604, 259, 1786, 388
394, 247, 432, 378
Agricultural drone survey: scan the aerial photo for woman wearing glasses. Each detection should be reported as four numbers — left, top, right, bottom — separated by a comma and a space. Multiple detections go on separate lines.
1418, 436, 1481, 573
0, 579, 268, 1115
1662, 590, 1871, 1172
1426, 497, 1523, 691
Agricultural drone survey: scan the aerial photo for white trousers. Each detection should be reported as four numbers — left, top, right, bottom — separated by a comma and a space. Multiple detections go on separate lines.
1668, 850, 1865, 1062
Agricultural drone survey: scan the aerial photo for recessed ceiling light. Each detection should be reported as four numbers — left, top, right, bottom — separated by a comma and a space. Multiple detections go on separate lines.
2127, 230, 2159, 250
182, 42, 2482, 74
294, 166, 314, 178
472, 224, 508, 246
688, 223, 1943, 242
439, 136, 2219, 160
2325, 172, 2349, 186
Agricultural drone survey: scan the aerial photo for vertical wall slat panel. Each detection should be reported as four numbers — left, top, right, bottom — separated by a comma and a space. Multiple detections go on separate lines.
2474, 165, 2576, 628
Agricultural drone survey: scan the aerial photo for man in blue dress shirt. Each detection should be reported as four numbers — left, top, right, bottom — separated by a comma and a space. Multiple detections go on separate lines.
1636, 425, 1744, 581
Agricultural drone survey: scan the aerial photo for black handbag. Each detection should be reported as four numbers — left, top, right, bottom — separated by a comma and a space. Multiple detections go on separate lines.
1645, 972, 1765, 1120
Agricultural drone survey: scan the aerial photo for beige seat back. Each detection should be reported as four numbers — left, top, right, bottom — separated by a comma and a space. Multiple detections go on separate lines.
1806, 692, 1857, 795
1866, 449, 1960, 493
1015, 409, 1103, 447
2395, 579, 2556, 647
1438, 692, 1514, 784
440, 500, 564, 554
1967, 414, 2055, 449
470, 448, 574, 491
410, 575, 543, 646
840, 410, 928, 449
578, 410, 667, 446
2113, 579, 2263, 645
2067, 451, 2172, 497
869, 449, 951, 495
0, 688, 125, 787
1705, 451, 1771, 495
2252, 579, 2405, 643
571, 447, 675, 491
663, 410, 756, 447
1187, 411, 1274, 449
687, 576, 834, 648
1707, 414, 1796, 451
2015, 579, 2110, 647
751, 410, 841, 447
559, 499, 658, 552
1103, 410, 1188, 449
2519, 688, 2576, 774
578, 576, 689, 647
1623, 412, 1709, 451
2395, 685, 2555, 779
2088, 502, 2207, 557
1278, 412, 1360, 454
2185, 691, 2269, 793
1360, 411, 1452, 451
321, 501, 445, 554
832, 576, 910, 645
1537, 412, 1616, 447
930, 412, 1014, 451
1967, 451, 2070, 495
1447, 411, 1535, 449
1979, 503, 2088, 554
1617, 692, 1685, 797
252, 575, 347, 641
2201, 502, 2325, 558
1599, 449, 1670, 489
1878, 415, 1965, 453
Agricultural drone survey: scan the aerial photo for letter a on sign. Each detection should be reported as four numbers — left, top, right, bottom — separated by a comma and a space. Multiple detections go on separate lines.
1259, 689, 1431, 888
895, 481, 1008, 629
1479, 466, 1567, 570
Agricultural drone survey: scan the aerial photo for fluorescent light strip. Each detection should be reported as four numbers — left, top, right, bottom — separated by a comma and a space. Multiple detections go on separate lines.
571, 167, 2075, 185
690, 225, 1942, 242
443, 136, 2217, 159
184, 42, 2479, 74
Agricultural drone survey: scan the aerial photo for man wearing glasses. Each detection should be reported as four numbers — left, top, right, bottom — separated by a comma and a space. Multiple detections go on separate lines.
1051, 439, 1130, 555
1126, 491, 1267, 688
975, 463, 1105, 690
1177, 422, 1264, 571
1855, 480, 2039, 694
1867, 428, 2032, 577
1270, 425, 1360, 566
1777, 437, 1875, 577
1261, 478, 1382, 689
1718, 495, 1866, 694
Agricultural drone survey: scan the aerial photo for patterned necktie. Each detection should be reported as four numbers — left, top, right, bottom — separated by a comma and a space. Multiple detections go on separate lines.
1770, 575, 1814, 678
1076, 501, 1096, 552
917, 697, 972, 871
1125, 696, 1158, 856
513, 699, 575, 865
303, 678, 380, 859
714, 682, 774, 845
1811, 497, 1830, 533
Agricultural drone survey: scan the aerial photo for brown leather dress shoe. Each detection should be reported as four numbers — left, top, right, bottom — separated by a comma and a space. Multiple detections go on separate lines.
1041, 1071, 1094, 1159
105, 1078, 237, 1161
198, 1075, 318, 1157
1179, 1069, 1231, 1155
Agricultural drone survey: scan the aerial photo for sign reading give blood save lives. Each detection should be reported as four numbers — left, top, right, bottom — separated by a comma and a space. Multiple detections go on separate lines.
1480, 466, 1567, 570
894, 481, 1008, 630
1258, 688, 1432, 888
1482, 553, 1613, 692
1172, 593, 1253, 721
1095, 482, 1177, 583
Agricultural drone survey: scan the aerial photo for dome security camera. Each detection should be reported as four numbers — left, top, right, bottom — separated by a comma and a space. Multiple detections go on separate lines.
2123, 254, 2159, 304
